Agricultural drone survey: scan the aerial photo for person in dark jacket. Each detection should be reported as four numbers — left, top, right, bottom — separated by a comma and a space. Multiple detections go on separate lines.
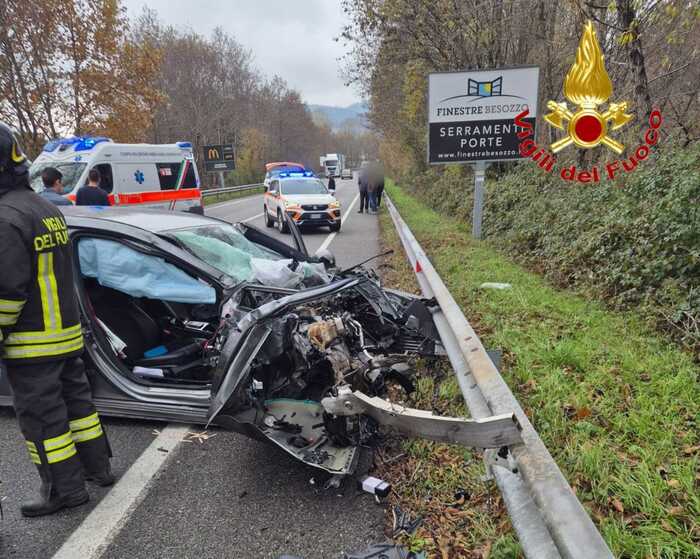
357, 169, 368, 213
375, 166, 385, 209
367, 176, 378, 213
40, 167, 71, 207
75, 168, 109, 206
328, 175, 336, 194
0, 122, 113, 517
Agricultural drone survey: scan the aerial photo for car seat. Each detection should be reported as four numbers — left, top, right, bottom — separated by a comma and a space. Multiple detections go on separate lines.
86, 281, 202, 368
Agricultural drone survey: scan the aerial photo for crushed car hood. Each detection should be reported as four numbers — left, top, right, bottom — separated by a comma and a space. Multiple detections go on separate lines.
207, 274, 521, 474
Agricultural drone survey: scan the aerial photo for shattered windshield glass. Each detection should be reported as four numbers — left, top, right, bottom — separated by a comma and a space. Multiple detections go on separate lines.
169, 224, 329, 288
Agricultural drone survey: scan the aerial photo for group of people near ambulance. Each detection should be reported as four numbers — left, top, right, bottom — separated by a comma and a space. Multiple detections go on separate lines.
39, 166, 109, 207
0, 122, 113, 518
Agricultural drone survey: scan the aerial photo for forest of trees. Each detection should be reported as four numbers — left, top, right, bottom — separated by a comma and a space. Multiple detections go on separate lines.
0, 0, 375, 185
341, 0, 700, 175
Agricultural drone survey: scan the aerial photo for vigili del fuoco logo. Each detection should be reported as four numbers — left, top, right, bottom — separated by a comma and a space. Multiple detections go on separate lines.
514, 21, 662, 183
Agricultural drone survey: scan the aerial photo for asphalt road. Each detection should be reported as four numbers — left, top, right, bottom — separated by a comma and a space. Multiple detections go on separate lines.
0, 177, 387, 559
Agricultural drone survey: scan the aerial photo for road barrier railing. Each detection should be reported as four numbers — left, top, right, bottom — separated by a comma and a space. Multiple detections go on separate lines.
200, 183, 264, 198
385, 195, 614, 559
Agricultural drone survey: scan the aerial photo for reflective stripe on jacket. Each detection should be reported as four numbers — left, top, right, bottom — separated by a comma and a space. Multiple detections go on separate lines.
0, 185, 83, 363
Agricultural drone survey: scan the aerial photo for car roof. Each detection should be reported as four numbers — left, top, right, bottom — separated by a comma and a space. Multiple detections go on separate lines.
278, 175, 321, 183
61, 206, 222, 233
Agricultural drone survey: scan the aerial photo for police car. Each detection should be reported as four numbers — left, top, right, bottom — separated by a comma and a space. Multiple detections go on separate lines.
29, 137, 203, 213
263, 169, 341, 233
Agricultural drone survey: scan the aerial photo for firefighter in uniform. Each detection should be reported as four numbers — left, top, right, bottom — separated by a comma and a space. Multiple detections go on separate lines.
0, 122, 113, 517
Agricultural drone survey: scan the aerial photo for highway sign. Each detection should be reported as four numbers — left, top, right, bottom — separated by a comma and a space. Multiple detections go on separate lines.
428, 66, 539, 164
203, 143, 235, 172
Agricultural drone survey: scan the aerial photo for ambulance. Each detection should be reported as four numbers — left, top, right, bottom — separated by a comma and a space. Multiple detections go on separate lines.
28, 137, 203, 213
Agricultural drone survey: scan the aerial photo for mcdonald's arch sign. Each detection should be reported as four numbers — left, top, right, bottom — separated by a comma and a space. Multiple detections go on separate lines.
203, 143, 235, 173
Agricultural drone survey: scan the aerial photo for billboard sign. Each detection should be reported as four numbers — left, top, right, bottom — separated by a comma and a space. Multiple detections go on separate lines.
203, 144, 235, 172
428, 66, 540, 164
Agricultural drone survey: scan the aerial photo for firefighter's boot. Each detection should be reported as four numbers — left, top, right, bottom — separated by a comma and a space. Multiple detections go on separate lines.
85, 466, 115, 487
21, 463, 88, 518
21, 482, 89, 517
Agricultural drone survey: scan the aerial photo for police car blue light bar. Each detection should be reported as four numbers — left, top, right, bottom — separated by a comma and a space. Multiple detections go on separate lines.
278, 170, 315, 178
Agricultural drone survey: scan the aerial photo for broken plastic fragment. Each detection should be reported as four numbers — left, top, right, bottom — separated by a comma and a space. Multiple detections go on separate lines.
480, 282, 512, 290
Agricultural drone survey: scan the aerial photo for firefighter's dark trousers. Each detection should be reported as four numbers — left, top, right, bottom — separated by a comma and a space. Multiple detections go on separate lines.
6, 357, 111, 498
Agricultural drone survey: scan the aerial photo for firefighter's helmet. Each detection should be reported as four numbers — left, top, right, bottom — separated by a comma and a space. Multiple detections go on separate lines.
0, 122, 28, 176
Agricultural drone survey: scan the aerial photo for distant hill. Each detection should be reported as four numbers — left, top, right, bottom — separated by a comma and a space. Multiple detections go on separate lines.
308, 102, 369, 131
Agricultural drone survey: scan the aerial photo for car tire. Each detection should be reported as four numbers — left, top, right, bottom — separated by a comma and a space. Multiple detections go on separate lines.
277, 210, 289, 234
264, 206, 274, 227
330, 221, 341, 232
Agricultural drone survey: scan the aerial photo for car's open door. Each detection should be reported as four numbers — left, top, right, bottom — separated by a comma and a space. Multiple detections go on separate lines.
283, 211, 308, 258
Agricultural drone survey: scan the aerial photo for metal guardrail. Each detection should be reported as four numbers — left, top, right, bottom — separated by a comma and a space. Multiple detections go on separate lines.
200, 182, 264, 198
385, 195, 614, 559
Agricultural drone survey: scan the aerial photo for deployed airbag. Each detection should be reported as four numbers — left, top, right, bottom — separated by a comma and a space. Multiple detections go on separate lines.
78, 238, 216, 304
172, 230, 329, 288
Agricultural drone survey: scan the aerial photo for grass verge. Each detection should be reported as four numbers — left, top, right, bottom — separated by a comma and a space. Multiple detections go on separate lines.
201, 185, 264, 206
376, 180, 700, 559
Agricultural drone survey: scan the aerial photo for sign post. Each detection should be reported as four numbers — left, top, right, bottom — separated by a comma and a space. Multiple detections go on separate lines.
428, 66, 540, 239
472, 161, 487, 239
203, 144, 235, 188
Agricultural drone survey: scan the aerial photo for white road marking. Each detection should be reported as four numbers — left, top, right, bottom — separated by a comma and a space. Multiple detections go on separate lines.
51, 424, 191, 559
242, 212, 264, 223
317, 192, 360, 253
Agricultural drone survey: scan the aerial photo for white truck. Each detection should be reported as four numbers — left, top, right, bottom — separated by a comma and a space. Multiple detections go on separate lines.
322, 153, 345, 178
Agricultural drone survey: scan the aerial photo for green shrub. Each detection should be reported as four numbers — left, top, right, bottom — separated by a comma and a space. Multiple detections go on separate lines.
400, 143, 700, 354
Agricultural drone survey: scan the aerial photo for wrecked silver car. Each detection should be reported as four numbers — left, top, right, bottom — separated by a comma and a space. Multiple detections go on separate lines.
0, 207, 520, 475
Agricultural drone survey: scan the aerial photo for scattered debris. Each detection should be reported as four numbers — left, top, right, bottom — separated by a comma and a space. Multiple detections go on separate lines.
184, 430, 217, 444
344, 542, 425, 559
479, 282, 512, 290
391, 505, 422, 537
157, 447, 169, 453
358, 475, 391, 499
447, 488, 470, 509
238, 490, 248, 499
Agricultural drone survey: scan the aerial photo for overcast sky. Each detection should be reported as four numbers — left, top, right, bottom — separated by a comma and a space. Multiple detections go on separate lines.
122, 0, 361, 107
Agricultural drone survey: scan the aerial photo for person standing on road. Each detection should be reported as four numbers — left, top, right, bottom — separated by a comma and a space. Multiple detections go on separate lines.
40, 167, 71, 207
367, 174, 379, 214
75, 168, 109, 206
375, 171, 385, 209
357, 168, 368, 213
0, 122, 113, 517
328, 175, 336, 194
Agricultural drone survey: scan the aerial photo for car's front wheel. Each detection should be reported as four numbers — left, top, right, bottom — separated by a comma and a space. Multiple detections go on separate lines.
277, 210, 289, 233
264, 206, 274, 227
330, 221, 341, 232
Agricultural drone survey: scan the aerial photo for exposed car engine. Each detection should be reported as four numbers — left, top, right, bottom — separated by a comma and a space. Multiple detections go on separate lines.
207, 277, 442, 474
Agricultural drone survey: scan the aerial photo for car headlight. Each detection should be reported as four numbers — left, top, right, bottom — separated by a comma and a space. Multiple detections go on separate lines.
284, 201, 301, 210
329, 201, 341, 209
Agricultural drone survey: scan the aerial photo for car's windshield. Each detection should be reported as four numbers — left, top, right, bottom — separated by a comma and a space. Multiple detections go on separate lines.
280, 179, 328, 195
29, 161, 86, 193
168, 223, 283, 283
326, 160, 338, 167
29, 161, 87, 193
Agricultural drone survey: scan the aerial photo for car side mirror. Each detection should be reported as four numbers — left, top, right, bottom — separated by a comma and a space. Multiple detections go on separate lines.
314, 248, 336, 270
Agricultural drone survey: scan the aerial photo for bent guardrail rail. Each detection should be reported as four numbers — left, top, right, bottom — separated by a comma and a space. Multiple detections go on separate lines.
385, 194, 613, 559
